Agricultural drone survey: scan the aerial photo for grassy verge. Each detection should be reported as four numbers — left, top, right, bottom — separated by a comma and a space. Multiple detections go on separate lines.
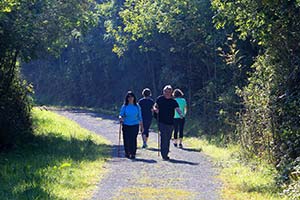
0, 108, 111, 200
184, 137, 287, 200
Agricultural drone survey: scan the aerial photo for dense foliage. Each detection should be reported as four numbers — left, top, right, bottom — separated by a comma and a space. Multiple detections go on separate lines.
24, 0, 255, 136
0, 0, 99, 147
212, 0, 300, 195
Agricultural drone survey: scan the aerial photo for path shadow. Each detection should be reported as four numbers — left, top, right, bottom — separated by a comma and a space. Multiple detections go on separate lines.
146, 147, 160, 152
131, 158, 157, 163
180, 147, 202, 152
168, 158, 199, 165
110, 144, 125, 158
109, 145, 157, 164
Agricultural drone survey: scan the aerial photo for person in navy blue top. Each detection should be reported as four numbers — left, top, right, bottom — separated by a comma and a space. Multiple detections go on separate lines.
119, 91, 143, 159
138, 88, 154, 148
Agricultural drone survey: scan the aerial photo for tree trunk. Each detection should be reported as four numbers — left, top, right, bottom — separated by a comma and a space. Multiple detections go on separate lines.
1, 50, 19, 96
146, 51, 158, 97
187, 51, 192, 117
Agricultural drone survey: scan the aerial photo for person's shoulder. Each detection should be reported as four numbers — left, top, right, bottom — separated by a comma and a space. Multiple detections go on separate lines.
138, 97, 145, 103
176, 97, 186, 102
172, 98, 179, 106
172, 98, 178, 102
147, 98, 154, 103
156, 95, 164, 101
157, 95, 163, 99
120, 104, 126, 109
177, 97, 186, 102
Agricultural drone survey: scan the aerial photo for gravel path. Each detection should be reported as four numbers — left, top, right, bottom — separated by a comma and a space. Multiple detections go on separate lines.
55, 109, 221, 200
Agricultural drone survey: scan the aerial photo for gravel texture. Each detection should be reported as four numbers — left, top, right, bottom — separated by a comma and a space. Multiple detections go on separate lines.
55, 109, 221, 200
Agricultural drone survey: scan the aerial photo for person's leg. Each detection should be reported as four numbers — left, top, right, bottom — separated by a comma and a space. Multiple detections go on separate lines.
173, 118, 179, 146
146, 119, 152, 142
159, 123, 168, 159
142, 119, 151, 147
127, 125, 134, 157
165, 124, 173, 154
159, 123, 173, 159
179, 118, 185, 148
132, 125, 139, 157
142, 134, 147, 147
122, 125, 130, 157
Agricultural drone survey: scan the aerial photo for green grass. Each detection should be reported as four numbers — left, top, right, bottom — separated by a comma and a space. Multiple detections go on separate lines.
0, 108, 111, 200
184, 137, 287, 200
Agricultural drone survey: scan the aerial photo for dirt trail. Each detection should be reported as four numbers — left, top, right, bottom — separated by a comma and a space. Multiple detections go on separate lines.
55, 109, 221, 200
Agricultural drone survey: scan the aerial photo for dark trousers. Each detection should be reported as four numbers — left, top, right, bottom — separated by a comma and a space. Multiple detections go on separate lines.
122, 124, 139, 156
142, 119, 152, 138
173, 118, 185, 139
159, 123, 173, 158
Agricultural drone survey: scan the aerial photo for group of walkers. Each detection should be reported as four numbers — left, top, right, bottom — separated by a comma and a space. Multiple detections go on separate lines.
119, 85, 187, 160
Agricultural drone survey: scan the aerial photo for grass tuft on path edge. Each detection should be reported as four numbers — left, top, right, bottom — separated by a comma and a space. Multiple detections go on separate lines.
184, 138, 287, 200
0, 108, 111, 200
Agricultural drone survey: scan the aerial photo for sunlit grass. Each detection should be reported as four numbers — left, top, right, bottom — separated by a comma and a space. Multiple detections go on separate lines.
0, 108, 111, 200
185, 137, 287, 200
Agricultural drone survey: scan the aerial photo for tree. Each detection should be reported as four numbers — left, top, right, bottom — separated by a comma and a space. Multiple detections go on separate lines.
0, 0, 99, 147
212, 0, 300, 184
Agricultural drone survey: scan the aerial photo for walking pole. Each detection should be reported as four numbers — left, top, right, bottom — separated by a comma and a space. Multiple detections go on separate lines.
157, 114, 160, 157
118, 123, 122, 157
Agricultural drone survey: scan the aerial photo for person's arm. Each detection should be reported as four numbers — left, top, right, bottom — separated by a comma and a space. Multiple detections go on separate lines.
119, 105, 125, 123
153, 102, 159, 113
174, 100, 184, 119
136, 105, 143, 133
151, 100, 155, 113
175, 107, 184, 119
184, 99, 187, 116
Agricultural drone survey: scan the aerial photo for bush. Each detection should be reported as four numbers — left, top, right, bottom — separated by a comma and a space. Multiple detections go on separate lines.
0, 66, 33, 149
237, 55, 275, 160
282, 158, 300, 199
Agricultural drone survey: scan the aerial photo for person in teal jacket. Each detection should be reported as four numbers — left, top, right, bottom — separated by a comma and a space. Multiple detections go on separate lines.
119, 91, 143, 159
173, 89, 187, 148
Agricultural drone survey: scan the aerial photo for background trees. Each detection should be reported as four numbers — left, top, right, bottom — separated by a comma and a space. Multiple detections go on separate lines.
212, 0, 300, 184
0, 0, 99, 147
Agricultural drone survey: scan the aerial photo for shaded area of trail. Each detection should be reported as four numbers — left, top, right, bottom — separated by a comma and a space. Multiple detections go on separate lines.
55, 109, 221, 200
